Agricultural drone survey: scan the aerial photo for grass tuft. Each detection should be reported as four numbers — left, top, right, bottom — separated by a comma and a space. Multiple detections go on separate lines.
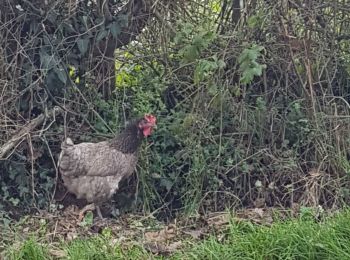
8, 238, 49, 260
182, 210, 350, 260
5, 210, 350, 259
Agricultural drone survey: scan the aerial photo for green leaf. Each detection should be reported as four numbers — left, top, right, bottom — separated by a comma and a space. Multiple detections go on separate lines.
45, 70, 64, 91
43, 35, 51, 45
96, 29, 108, 42
217, 59, 226, 69
247, 15, 259, 28
110, 21, 121, 38
117, 14, 128, 27
9, 198, 20, 206
62, 22, 76, 34
181, 45, 200, 63
79, 211, 94, 227
55, 66, 67, 84
238, 44, 266, 85
39, 50, 58, 70
47, 12, 57, 23
81, 16, 88, 28
160, 178, 173, 192
29, 20, 39, 34
77, 38, 89, 55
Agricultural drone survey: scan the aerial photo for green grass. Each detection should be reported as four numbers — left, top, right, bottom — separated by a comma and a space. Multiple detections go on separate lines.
7, 238, 49, 260
5, 210, 350, 260
64, 237, 153, 260
179, 210, 350, 260
6, 236, 157, 260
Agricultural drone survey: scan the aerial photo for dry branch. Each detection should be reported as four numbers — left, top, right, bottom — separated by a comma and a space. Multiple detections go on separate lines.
0, 106, 62, 159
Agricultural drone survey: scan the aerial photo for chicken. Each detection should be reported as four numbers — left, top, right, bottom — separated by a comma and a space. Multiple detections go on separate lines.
58, 114, 157, 219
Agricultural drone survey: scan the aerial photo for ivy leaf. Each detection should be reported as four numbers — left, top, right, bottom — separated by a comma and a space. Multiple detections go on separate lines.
110, 21, 121, 38
29, 20, 39, 34
96, 29, 108, 42
39, 49, 58, 70
9, 198, 20, 206
55, 66, 67, 84
81, 16, 88, 29
43, 35, 51, 45
47, 12, 57, 23
46, 70, 64, 91
77, 38, 89, 56
117, 14, 128, 27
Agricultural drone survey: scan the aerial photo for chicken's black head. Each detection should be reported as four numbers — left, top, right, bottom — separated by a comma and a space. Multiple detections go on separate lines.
111, 114, 157, 153
138, 114, 157, 137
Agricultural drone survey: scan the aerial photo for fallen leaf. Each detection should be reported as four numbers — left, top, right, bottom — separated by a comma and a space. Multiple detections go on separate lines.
144, 241, 183, 255
254, 198, 265, 208
253, 208, 264, 218
182, 229, 204, 239
49, 249, 66, 258
144, 225, 176, 243
66, 232, 78, 241
207, 213, 230, 228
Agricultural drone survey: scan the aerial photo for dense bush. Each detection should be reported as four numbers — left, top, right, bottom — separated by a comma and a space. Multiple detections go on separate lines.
1, 0, 350, 219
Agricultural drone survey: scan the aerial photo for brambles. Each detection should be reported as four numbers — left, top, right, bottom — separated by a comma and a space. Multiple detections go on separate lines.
1, 0, 350, 220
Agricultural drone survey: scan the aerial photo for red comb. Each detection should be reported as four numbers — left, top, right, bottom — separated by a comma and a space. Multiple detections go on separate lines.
144, 114, 156, 124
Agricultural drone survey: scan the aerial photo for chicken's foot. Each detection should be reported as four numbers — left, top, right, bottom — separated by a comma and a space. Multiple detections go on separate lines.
78, 203, 104, 221
78, 203, 95, 221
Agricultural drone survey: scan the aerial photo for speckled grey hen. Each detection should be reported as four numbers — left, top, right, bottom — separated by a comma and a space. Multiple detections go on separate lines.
58, 114, 156, 219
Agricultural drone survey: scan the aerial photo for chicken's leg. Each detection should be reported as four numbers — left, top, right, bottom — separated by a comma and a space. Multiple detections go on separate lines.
78, 203, 104, 221
96, 205, 103, 219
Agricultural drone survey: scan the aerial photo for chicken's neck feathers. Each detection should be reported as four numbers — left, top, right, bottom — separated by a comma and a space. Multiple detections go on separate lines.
110, 123, 143, 153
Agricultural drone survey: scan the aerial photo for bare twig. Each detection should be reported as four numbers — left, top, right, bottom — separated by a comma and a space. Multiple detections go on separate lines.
0, 106, 62, 159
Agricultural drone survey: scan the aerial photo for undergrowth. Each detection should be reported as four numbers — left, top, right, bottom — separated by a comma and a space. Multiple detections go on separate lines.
0, 0, 350, 220
5, 209, 350, 259
186, 211, 350, 260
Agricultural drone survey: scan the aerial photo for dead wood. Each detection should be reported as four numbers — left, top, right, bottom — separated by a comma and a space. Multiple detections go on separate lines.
0, 106, 62, 159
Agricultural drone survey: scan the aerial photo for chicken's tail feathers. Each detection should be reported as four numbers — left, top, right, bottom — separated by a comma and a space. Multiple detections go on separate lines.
58, 138, 74, 172
61, 137, 74, 149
